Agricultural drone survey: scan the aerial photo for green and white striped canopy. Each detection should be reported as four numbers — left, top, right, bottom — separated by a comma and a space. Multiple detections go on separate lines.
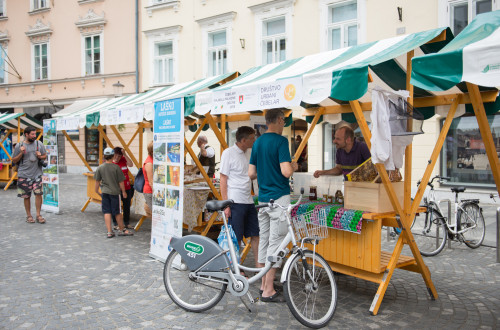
412, 10, 500, 91
194, 27, 452, 117
53, 72, 236, 130
0, 113, 42, 131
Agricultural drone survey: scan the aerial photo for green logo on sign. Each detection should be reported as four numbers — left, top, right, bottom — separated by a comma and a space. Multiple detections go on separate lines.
184, 241, 204, 255
483, 63, 500, 73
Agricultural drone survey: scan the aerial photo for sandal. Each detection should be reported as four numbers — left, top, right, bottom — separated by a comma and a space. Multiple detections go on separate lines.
260, 290, 286, 303
107, 232, 115, 238
36, 215, 46, 224
26, 216, 35, 223
118, 229, 134, 236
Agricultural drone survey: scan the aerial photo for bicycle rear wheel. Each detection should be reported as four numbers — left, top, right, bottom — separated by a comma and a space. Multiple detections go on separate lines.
283, 250, 337, 329
411, 207, 447, 256
163, 250, 227, 312
458, 203, 485, 249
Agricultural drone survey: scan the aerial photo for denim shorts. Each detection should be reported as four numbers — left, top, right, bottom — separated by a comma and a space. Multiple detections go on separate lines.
101, 193, 121, 215
228, 203, 259, 242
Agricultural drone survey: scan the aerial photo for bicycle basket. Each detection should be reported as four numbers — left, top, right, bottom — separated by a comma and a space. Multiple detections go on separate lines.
291, 209, 328, 241
388, 97, 424, 136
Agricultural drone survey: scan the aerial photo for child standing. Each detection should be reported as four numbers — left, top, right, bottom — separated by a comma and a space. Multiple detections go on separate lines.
94, 147, 134, 238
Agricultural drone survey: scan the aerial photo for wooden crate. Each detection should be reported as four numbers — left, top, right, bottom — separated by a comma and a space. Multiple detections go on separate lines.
344, 181, 404, 213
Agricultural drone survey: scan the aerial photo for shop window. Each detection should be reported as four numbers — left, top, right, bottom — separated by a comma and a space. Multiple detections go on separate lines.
292, 119, 308, 172
84, 35, 101, 75
154, 41, 174, 85
85, 127, 105, 166
262, 17, 287, 64
328, 0, 357, 50
0, 0, 6, 17
33, 43, 48, 80
448, 0, 492, 35
208, 31, 227, 77
441, 114, 500, 187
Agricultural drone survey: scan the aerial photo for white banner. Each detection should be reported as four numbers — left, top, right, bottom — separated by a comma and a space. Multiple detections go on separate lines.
149, 98, 184, 261
100, 105, 145, 125
42, 119, 60, 213
203, 77, 303, 115
463, 27, 500, 88
56, 117, 80, 131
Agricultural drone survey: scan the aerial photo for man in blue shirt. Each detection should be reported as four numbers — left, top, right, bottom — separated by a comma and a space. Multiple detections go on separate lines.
249, 108, 297, 303
314, 126, 371, 180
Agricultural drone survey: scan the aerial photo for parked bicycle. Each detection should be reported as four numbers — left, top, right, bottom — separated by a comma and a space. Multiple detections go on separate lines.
162, 189, 337, 328
411, 175, 486, 256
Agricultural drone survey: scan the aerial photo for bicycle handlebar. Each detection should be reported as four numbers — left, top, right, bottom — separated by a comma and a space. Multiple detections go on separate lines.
417, 175, 450, 188
255, 188, 305, 211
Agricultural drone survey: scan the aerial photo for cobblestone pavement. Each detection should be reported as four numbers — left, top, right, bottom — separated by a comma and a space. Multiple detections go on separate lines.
0, 174, 499, 329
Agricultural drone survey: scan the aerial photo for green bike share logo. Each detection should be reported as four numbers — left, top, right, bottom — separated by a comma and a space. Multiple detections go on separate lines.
184, 241, 204, 255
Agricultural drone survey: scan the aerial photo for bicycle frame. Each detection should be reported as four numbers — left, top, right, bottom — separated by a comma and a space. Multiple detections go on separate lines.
425, 186, 478, 236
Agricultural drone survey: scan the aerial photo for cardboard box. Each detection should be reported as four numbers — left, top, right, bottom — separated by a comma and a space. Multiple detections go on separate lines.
344, 181, 404, 213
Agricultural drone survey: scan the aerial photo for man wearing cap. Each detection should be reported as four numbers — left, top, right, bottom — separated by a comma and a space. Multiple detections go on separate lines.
94, 147, 133, 238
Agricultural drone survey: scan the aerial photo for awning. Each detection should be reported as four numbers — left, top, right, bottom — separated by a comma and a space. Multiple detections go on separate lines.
53, 72, 237, 130
412, 10, 500, 91
194, 27, 452, 116
0, 113, 42, 130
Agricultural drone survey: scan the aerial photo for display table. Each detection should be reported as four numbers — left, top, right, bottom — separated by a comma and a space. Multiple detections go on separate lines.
292, 200, 426, 315
81, 172, 101, 212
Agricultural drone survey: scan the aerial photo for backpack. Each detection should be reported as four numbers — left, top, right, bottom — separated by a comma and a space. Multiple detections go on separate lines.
12, 142, 23, 170
133, 168, 145, 193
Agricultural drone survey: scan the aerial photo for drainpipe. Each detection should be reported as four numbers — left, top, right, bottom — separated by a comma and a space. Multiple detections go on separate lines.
135, 0, 139, 94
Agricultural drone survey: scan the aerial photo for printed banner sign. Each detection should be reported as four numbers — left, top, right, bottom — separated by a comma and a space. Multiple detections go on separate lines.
209, 77, 302, 115
150, 97, 184, 261
42, 119, 60, 213
56, 117, 80, 131
101, 105, 145, 125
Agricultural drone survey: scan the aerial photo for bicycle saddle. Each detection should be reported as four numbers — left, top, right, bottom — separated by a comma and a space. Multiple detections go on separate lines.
451, 187, 466, 193
206, 199, 234, 212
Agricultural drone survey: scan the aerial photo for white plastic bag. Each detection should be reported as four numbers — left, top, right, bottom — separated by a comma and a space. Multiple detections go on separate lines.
217, 225, 241, 265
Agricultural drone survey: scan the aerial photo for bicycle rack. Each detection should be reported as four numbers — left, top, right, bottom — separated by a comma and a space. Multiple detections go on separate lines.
438, 199, 452, 249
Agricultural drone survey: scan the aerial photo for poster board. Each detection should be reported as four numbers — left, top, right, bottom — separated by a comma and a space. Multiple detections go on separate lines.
149, 98, 184, 261
42, 119, 60, 213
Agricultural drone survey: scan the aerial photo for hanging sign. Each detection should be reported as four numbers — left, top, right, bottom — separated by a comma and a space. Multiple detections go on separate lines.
42, 119, 60, 213
150, 98, 184, 261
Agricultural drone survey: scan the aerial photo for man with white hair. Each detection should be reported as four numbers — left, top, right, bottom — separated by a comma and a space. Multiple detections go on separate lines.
197, 135, 216, 178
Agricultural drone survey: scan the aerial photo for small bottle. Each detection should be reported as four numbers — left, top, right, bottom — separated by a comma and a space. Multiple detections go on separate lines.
309, 186, 317, 201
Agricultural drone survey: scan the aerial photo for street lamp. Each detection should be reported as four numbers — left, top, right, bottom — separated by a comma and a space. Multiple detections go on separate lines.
112, 81, 125, 97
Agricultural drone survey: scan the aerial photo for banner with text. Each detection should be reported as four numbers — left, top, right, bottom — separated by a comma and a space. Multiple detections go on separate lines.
150, 97, 184, 261
42, 119, 60, 213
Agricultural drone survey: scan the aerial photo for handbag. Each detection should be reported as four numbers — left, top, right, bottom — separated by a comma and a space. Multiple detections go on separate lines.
217, 224, 240, 265
133, 168, 145, 193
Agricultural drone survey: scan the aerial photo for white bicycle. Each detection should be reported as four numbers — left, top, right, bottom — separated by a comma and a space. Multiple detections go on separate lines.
163, 190, 337, 328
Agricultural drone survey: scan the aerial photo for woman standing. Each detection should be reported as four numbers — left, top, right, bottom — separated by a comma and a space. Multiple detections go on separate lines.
112, 147, 134, 229
143, 141, 154, 215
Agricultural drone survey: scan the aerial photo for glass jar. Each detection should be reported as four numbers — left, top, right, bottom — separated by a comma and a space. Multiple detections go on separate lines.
309, 186, 317, 201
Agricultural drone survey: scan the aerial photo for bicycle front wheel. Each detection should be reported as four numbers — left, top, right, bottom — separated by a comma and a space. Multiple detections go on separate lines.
411, 207, 447, 256
459, 203, 485, 249
283, 250, 337, 329
163, 250, 227, 312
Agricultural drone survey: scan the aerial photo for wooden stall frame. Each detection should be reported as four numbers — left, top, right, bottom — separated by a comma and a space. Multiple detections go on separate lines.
288, 34, 500, 314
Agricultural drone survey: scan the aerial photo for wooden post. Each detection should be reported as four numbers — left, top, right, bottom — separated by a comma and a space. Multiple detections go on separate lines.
349, 101, 372, 148
138, 123, 143, 166
126, 125, 141, 148
221, 114, 226, 156
63, 130, 93, 172
410, 97, 460, 218
110, 125, 140, 168
184, 118, 206, 157
466, 82, 500, 196
293, 108, 325, 162
404, 50, 414, 218
205, 113, 229, 150
184, 137, 221, 200
97, 125, 114, 150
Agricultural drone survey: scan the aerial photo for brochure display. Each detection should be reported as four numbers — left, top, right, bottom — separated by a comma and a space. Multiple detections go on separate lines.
150, 98, 184, 261
42, 119, 60, 213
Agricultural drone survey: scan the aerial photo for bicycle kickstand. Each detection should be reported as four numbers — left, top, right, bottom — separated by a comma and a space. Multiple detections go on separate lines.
240, 292, 255, 312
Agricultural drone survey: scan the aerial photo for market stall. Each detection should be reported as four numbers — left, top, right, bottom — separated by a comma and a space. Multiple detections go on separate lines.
193, 23, 499, 315
52, 72, 238, 237
0, 113, 43, 190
